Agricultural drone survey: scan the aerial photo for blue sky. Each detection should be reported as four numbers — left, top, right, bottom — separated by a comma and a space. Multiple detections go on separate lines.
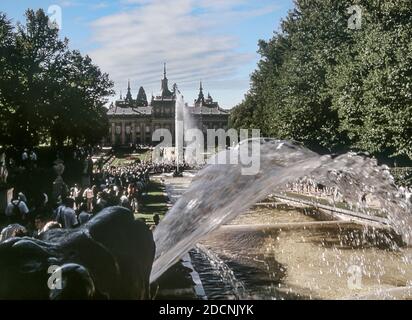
2, 0, 294, 108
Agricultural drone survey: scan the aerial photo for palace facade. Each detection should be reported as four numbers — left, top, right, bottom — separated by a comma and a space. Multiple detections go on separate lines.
104, 64, 230, 146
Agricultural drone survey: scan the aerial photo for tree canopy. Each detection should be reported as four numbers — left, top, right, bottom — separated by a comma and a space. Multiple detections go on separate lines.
0, 9, 114, 149
230, 0, 412, 162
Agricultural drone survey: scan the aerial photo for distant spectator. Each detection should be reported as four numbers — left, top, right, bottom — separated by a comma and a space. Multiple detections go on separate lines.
0, 224, 27, 242
95, 192, 107, 212
153, 214, 160, 226
77, 203, 92, 225
21, 149, 29, 167
34, 215, 48, 236
150, 214, 160, 231
119, 190, 130, 209
29, 150, 38, 168
5, 192, 29, 224
83, 186, 94, 212
55, 198, 78, 229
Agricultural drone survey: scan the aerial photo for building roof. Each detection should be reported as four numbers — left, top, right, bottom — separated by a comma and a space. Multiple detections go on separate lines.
107, 105, 153, 116
188, 105, 230, 115
107, 104, 229, 117
108, 64, 230, 118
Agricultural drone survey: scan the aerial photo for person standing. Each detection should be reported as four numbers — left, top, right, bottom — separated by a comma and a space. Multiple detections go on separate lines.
34, 215, 48, 237
77, 203, 92, 225
29, 150, 38, 168
21, 149, 29, 169
70, 184, 81, 209
5, 192, 30, 225
83, 186, 94, 212
55, 198, 77, 229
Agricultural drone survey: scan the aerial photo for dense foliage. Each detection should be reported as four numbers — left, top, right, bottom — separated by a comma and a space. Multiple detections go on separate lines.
231, 0, 412, 162
0, 9, 114, 149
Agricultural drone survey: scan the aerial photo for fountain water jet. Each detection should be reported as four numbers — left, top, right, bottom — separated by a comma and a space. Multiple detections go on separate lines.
174, 92, 184, 174
151, 139, 412, 283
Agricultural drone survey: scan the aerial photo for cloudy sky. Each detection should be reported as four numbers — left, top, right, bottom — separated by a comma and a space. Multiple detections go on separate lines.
3, 0, 294, 108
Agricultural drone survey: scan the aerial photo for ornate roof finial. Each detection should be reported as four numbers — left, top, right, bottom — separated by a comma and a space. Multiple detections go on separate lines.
120, 90, 123, 100
125, 79, 133, 102
136, 86, 148, 106
160, 63, 173, 98
196, 80, 205, 104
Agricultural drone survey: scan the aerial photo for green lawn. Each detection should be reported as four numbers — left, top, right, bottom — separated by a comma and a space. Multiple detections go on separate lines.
110, 150, 152, 167
135, 180, 170, 225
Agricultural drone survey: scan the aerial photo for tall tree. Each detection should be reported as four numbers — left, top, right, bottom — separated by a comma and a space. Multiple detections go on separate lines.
0, 9, 114, 149
328, 0, 412, 159
12, 9, 68, 147
231, 0, 412, 161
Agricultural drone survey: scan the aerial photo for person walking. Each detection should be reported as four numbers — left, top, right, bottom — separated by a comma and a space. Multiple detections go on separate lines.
83, 186, 94, 212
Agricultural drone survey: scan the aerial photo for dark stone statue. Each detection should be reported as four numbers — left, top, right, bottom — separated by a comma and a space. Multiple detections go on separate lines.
0, 206, 155, 299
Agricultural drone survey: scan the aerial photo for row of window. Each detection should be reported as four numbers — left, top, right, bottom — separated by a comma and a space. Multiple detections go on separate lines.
203, 123, 228, 130
109, 123, 174, 134
109, 123, 228, 134
154, 107, 172, 116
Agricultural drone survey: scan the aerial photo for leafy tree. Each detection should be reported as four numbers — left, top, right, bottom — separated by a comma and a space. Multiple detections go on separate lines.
328, 0, 412, 159
231, 0, 412, 161
0, 13, 16, 145
0, 9, 114, 149
11, 9, 68, 147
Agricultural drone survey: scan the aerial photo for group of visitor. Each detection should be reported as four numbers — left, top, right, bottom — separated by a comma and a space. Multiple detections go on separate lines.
21, 148, 38, 169
287, 177, 412, 209
0, 158, 187, 243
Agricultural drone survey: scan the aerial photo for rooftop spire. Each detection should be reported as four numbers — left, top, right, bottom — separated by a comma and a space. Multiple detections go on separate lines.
136, 86, 148, 106
196, 80, 205, 104
160, 63, 173, 98
125, 79, 133, 102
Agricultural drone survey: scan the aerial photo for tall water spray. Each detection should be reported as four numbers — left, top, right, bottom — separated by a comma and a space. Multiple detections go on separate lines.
175, 92, 184, 171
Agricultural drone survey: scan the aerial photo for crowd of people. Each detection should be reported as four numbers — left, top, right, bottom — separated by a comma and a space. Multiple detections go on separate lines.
287, 177, 412, 209
0, 154, 191, 243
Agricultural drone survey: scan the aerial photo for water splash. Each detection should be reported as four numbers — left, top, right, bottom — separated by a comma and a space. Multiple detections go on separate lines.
175, 92, 184, 168
151, 139, 411, 282
195, 244, 248, 299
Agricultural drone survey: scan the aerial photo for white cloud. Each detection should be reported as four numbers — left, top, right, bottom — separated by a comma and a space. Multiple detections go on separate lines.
88, 0, 279, 107
57, 0, 82, 8
91, 2, 110, 10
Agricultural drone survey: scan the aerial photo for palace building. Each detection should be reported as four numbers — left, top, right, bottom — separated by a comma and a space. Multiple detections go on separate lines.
104, 64, 230, 146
